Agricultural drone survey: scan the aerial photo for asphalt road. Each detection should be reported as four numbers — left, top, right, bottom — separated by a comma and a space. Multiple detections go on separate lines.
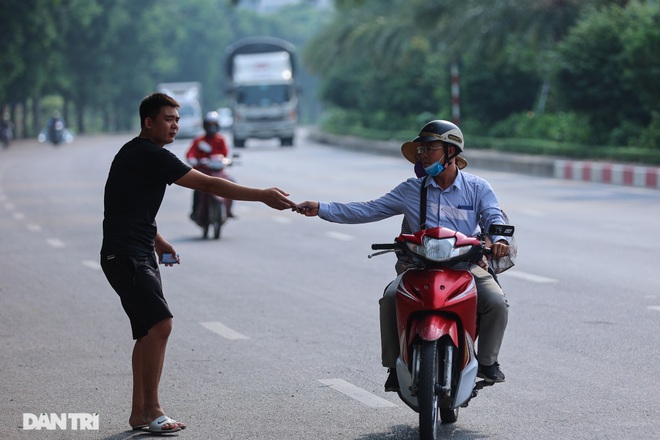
1, 131, 659, 440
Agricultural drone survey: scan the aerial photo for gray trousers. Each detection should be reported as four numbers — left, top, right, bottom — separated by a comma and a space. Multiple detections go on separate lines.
379, 264, 509, 368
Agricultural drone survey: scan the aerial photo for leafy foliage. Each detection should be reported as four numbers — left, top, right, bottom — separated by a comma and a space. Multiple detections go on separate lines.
307, 0, 658, 159
0, 0, 330, 136
3, 0, 659, 160
553, 3, 648, 145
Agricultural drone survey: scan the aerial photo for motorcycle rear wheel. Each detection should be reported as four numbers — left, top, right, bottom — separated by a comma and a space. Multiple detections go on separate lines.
418, 340, 439, 440
212, 201, 227, 240
201, 196, 211, 239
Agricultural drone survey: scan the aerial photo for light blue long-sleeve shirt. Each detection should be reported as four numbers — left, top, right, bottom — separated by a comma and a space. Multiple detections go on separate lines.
318, 171, 508, 242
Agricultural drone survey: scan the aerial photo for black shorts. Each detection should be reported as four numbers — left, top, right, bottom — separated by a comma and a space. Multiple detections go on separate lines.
100, 253, 173, 340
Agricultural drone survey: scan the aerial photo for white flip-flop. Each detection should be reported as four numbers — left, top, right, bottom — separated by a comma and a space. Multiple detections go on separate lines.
144, 415, 182, 434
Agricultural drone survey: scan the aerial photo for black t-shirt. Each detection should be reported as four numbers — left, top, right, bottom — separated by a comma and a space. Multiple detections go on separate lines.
101, 137, 191, 256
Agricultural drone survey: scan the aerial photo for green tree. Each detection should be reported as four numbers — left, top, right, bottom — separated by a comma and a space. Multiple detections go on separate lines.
1, 1, 329, 136
303, 0, 450, 131
620, 1, 660, 121
554, 3, 649, 144
303, 0, 598, 134
0, 0, 60, 136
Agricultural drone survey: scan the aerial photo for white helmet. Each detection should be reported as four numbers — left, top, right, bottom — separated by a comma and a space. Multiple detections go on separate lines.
401, 120, 468, 169
203, 111, 220, 134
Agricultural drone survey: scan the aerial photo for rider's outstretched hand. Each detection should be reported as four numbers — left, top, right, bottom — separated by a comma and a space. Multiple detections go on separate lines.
293, 201, 319, 217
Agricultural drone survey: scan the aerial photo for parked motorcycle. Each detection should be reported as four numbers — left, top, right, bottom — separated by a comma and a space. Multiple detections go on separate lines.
369, 223, 514, 439
190, 154, 234, 239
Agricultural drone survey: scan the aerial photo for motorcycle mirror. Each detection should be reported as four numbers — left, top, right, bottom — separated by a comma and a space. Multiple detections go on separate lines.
488, 224, 515, 236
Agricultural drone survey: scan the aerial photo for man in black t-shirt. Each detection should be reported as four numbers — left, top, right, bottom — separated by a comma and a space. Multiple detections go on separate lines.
100, 93, 296, 434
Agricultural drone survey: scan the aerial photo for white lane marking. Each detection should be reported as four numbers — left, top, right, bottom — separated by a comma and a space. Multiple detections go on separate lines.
82, 260, 101, 270
318, 378, 397, 408
200, 321, 250, 340
519, 208, 545, 217
273, 216, 292, 224
647, 306, 660, 312
500, 271, 557, 284
326, 231, 354, 241
13, 212, 25, 220
46, 238, 66, 248
27, 224, 41, 232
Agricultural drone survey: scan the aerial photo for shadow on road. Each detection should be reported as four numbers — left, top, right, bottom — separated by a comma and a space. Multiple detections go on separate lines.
355, 423, 488, 440
100, 429, 180, 439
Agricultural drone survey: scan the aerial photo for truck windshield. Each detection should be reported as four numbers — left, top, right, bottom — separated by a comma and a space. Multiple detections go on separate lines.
179, 104, 198, 117
236, 84, 290, 105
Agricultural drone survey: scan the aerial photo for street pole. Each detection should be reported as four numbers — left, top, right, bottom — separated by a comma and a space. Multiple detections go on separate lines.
450, 62, 461, 127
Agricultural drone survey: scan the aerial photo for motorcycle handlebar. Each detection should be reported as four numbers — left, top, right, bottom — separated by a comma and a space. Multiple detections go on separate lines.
371, 243, 396, 250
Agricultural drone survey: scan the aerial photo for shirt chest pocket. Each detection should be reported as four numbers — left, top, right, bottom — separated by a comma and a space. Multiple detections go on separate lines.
439, 204, 473, 222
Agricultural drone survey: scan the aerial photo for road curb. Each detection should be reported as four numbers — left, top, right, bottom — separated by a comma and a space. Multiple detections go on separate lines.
307, 129, 660, 191
555, 160, 660, 190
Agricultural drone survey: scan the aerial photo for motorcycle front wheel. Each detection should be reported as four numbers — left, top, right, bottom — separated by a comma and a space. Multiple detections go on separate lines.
418, 340, 439, 440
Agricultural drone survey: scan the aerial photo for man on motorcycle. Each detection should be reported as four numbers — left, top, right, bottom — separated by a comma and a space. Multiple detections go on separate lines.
186, 111, 234, 219
294, 120, 511, 388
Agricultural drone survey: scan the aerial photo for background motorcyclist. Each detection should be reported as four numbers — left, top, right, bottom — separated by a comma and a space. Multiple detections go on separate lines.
1, 113, 14, 148
186, 111, 235, 220
46, 110, 66, 143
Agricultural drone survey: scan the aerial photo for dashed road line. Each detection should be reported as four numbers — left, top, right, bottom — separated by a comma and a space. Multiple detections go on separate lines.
326, 231, 353, 241
82, 260, 101, 270
46, 238, 66, 248
13, 212, 25, 220
27, 224, 41, 231
519, 208, 545, 217
647, 306, 660, 312
501, 271, 557, 284
273, 216, 292, 224
200, 321, 250, 340
318, 378, 397, 408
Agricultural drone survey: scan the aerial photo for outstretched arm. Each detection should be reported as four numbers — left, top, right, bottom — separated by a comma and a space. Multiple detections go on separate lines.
175, 168, 296, 210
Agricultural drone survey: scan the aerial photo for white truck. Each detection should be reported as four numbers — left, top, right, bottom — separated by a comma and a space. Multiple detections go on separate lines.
225, 37, 298, 147
156, 82, 203, 138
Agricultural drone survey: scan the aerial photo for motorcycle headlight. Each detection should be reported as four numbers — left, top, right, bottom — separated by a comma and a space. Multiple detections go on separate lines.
406, 237, 473, 262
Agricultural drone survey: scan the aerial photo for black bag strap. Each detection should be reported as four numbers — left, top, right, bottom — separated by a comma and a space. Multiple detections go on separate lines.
419, 175, 429, 230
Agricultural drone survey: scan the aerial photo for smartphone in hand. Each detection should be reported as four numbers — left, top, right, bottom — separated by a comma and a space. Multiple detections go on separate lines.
161, 253, 180, 264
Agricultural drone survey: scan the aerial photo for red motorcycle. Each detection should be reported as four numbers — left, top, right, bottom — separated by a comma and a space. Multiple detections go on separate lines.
191, 154, 234, 239
370, 224, 514, 440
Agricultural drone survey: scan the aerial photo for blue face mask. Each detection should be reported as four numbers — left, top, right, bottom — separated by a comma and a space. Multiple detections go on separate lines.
424, 160, 444, 177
